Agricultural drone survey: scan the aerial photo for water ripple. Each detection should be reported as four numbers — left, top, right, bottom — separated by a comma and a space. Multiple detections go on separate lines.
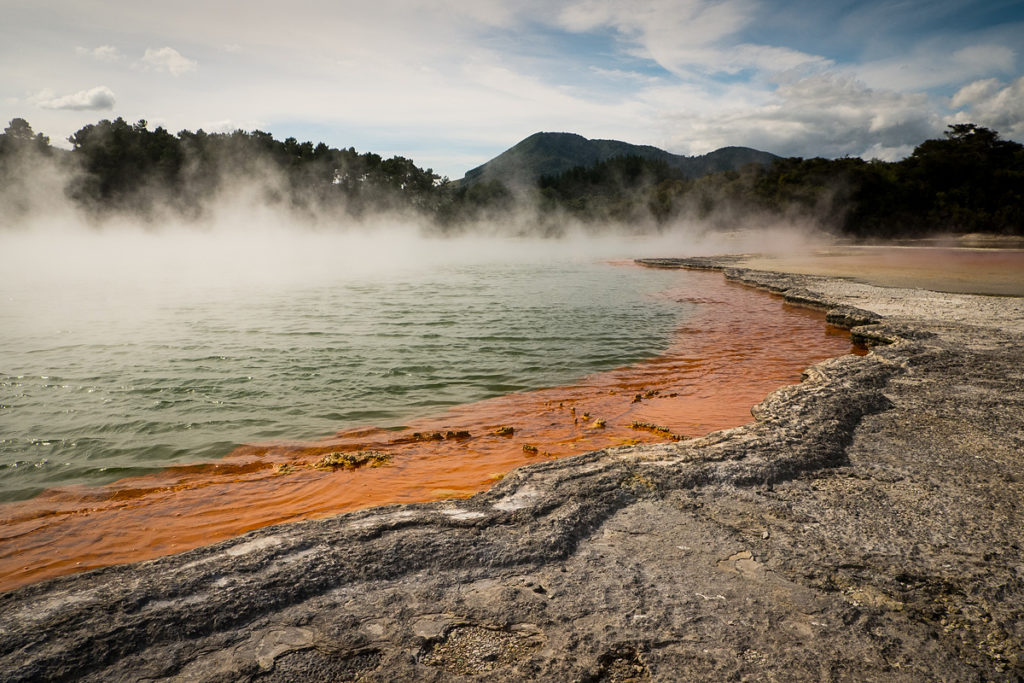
0, 260, 690, 501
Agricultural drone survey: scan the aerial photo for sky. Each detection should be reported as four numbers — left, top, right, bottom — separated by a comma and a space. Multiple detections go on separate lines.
2, 0, 1023, 179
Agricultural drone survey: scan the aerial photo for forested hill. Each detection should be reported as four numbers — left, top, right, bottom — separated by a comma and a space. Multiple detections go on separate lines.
460, 132, 778, 186
1, 117, 1022, 237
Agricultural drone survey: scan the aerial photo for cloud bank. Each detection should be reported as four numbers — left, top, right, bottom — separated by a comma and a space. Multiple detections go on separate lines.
0, 0, 1019, 177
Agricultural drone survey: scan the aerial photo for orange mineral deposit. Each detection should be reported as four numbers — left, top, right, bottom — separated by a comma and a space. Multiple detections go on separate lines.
0, 269, 859, 592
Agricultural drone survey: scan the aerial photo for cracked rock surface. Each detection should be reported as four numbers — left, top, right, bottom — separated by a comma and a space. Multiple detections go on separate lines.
2, 259, 1023, 681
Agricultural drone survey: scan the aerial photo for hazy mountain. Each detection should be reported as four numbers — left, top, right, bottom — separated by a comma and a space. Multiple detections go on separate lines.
460, 132, 780, 186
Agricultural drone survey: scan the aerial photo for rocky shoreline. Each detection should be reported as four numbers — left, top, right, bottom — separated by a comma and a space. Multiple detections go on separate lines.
2, 258, 1023, 681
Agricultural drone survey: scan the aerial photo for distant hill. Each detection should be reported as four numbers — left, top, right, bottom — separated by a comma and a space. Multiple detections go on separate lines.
459, 132, 780, 186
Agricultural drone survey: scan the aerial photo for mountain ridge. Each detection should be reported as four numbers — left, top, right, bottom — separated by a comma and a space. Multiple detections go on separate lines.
460, 132, 780, 186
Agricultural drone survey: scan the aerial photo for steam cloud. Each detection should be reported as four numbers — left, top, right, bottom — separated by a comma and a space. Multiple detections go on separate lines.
0, 121, 836, 303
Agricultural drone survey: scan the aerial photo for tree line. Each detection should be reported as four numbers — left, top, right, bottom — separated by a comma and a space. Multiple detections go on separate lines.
2, 117, 1022, 236
0, 117, 445, 222
534, 124, 1024, 236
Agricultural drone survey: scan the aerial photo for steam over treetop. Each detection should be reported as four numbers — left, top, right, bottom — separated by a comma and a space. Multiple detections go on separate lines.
1, 118, 1022, 237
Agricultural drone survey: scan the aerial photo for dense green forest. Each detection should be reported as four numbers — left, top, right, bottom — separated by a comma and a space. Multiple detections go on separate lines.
1, 117, 1022, 236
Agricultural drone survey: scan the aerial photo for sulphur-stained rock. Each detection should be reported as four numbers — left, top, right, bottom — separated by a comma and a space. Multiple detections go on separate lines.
2, 261, 1023, 681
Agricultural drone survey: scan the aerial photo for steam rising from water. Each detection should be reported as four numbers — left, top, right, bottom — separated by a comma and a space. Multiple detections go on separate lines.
3, 211, 828, 297
0, 155, 831, 506
0, 132, 833, 297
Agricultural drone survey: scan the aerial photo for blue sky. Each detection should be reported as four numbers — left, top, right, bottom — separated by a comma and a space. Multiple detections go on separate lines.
2, 0, 1022, 178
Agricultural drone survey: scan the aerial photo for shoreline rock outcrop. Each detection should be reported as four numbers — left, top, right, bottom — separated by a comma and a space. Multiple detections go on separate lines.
2, 258, 1022, 681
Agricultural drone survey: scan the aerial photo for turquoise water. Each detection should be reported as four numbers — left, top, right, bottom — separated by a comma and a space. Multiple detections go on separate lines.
0, 253, 693, 501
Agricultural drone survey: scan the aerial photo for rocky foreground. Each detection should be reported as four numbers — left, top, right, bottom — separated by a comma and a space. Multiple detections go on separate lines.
2, 259, 1023, 681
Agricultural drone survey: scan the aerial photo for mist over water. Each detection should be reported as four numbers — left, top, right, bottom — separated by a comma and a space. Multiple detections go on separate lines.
0, 139, 843, 507
0, 217, 719, 502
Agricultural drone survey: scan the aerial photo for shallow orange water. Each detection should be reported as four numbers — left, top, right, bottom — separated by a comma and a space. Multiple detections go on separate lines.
0, 269, 859, 592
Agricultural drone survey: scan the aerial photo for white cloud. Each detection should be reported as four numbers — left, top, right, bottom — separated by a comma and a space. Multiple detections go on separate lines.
1, 0, 1019, 177
950, 78, 1001, 108
557, 0, 828, 77
139, 47, 198, 76
75, 45, 124, 62
951, 76, 1024, 138
727, 44, 833, 76
589, 67, 662, 84
413, 0, 522, 28
951, 45, 1016, 74
855, 42, 1017, 91
288, 54, 649, 141
35, 85, 116, 111
558, 0, 749, 43
652, 73, 940, 160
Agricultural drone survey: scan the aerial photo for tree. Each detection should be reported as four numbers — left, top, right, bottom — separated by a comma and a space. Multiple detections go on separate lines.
4, 118, 34, 141
899, 124, 1024, 233
0, 118, 51, 154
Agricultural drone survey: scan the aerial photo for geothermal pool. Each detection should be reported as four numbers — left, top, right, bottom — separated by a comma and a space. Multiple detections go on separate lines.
0, 258, 698, 501
0, 250, 857, 591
